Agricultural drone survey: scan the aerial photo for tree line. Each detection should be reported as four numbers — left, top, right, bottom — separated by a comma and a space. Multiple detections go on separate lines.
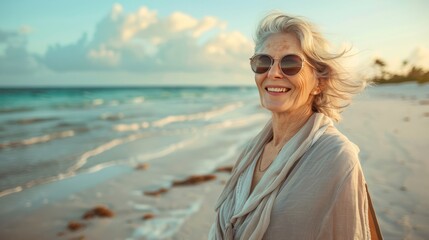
371, 58, 429, 85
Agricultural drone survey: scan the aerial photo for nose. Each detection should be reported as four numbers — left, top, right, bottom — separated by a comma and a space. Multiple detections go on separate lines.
267, 60, 284, 79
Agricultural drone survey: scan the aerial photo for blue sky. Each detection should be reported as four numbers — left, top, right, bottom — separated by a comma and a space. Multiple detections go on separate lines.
1, 0, 428, 86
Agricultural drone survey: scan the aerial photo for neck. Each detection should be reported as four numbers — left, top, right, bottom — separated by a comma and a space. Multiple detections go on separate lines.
270, 105, 314, 148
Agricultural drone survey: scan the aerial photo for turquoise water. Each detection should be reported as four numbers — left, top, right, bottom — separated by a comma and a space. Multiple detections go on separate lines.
0, 87, 260, 196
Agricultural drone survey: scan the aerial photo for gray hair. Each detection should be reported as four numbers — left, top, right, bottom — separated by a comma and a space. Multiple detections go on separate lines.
254, 11, 365, 122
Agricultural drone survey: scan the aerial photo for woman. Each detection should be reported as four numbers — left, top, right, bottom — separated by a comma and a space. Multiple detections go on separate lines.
209, 12, 381, 239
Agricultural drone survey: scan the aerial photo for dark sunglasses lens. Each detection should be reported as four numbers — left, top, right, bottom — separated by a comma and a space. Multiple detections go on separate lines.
251, 55, 272, 74
281, 55, 303, 75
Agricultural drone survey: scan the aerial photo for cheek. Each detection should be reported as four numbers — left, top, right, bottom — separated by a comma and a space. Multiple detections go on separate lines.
255, 74, 265, 90
292, 75, 309, 96
255, 74, 268, 106
296, 69, 317, 93
290, 74, 316, 104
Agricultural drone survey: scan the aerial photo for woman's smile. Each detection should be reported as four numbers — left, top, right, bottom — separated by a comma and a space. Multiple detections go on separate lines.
265, 85, 292, 96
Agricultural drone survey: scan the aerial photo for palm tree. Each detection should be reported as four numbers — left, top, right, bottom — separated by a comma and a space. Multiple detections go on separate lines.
373, 58, 387, 80
402, 60, 408, 75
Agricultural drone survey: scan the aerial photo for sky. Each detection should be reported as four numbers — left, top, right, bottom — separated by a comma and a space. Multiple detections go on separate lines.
0, 0, 428, 86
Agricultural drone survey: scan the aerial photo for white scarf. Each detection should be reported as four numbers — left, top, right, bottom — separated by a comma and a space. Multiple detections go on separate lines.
209, 113, 333, 240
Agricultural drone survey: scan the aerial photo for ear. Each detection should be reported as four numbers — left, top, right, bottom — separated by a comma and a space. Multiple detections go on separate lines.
312, 78, 325, 95
311, 88, 320, 95
311, 80, 320, 95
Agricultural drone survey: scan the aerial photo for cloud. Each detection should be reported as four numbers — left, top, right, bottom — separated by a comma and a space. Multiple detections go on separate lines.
0, 29, 40, 74
43, 34, 96, 71
41, 4, 253, 73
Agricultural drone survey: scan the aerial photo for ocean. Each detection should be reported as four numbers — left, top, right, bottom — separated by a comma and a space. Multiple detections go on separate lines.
0, 87, 267, 197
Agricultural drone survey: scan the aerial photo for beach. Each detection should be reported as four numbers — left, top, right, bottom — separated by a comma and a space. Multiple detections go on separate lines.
0, 83, 428, 239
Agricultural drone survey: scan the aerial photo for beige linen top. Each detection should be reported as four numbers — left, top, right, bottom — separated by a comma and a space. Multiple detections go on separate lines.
209, 113, 370, 239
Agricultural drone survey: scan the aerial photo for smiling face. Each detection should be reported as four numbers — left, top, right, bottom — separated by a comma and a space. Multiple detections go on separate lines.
255, 32, 319, 114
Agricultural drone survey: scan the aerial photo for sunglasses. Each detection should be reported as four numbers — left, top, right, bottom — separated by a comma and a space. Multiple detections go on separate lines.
250, 54, 308, 76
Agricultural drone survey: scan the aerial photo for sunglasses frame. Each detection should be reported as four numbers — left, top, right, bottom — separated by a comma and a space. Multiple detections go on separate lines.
249, 54, 309, 76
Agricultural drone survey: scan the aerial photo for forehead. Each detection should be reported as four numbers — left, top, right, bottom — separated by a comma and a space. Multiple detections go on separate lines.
259, 33, 302, 55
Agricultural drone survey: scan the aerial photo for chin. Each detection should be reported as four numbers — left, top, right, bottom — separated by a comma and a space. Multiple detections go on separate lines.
261, 102, 290, 113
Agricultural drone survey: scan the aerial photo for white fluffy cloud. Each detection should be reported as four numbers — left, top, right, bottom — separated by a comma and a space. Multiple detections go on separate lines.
41, 4, 253, 73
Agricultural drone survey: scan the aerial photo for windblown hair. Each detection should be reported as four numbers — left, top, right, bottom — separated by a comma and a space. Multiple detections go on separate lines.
254, 11, 365, 122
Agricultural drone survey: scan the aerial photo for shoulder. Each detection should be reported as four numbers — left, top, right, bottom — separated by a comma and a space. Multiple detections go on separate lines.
308, 125, 360, 172
321, 124, 358, 148
318, 125, 359, 156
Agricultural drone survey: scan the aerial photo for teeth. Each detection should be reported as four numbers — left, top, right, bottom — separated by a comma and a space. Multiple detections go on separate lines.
267, 87, 289, 93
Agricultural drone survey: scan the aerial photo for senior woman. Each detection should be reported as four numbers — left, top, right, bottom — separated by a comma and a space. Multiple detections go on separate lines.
209, 12, 382, 240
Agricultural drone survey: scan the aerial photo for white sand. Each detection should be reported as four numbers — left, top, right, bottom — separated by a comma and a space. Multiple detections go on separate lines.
340, 84, 429, 239
0, 83, 428, 239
